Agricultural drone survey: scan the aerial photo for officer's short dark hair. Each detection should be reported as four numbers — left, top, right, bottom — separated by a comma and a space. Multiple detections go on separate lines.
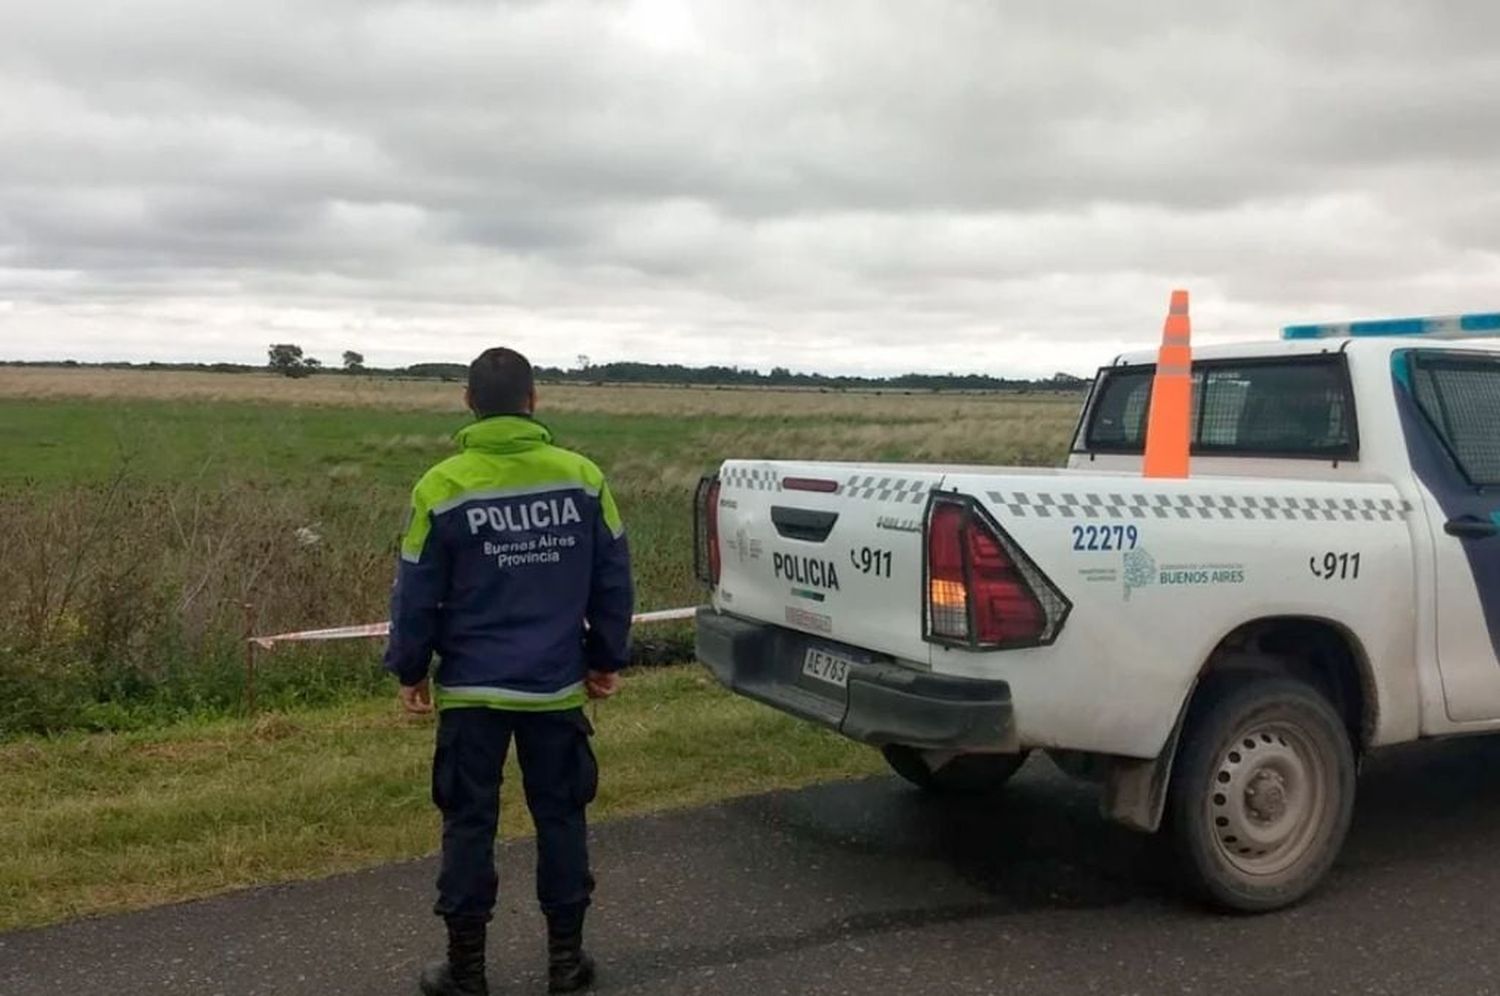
468, 347, 534, 417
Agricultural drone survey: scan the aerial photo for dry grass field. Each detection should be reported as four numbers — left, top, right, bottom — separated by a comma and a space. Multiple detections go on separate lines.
0, 366, 1084, 419
0, 368, 1083, 488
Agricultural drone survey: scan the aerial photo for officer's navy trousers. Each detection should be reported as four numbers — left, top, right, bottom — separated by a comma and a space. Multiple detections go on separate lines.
432, 707, 598, 924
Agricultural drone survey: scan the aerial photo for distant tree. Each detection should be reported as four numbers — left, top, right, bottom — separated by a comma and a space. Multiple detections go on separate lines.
304, 357, 324, 373
342, 350, 365, 372
403, 362, 468, 381
385, 357, 1084, 392
268, 344, 311, 379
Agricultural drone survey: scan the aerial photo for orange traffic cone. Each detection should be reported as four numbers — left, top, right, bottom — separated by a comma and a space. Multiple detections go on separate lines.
1143, 289, 1192, 479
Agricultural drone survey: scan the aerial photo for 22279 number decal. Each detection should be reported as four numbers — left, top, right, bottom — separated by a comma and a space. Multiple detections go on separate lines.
1072, 524, 1140, 552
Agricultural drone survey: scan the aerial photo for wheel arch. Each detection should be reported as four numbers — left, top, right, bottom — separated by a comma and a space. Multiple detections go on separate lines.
1102, 614, 1373, 833
1191, 614, 1376, 748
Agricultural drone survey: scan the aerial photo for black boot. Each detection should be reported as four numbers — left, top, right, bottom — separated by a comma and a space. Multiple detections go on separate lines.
546, 909, 595, 994
419, 916, 489, 996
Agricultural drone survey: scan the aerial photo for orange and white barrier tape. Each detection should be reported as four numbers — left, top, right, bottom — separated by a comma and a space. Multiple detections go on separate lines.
250, 606, 698, 650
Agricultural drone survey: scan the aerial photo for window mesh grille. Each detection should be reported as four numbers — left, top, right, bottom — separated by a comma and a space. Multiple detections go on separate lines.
1084, 358, 1354, 458
1412, 356, 1500, 487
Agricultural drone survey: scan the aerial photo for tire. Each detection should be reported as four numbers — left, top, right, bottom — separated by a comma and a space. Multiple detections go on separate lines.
1168, 674, 1356, 913
882, 745, 1028, 794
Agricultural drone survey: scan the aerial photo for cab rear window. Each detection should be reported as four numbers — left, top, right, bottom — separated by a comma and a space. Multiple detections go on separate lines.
1079, 355, 1357, 460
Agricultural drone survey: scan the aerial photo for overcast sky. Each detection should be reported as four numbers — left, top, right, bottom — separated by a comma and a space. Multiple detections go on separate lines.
2, 1, 1498, 377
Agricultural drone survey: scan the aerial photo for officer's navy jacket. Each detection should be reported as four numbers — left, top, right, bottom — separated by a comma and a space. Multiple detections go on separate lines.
383, 416, 634, 711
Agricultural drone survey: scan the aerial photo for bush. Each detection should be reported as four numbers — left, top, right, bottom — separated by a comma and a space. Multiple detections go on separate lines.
0, 476, 397, 736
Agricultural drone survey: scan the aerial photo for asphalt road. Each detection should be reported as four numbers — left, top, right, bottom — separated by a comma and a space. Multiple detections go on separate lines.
7, 736, 1500, 995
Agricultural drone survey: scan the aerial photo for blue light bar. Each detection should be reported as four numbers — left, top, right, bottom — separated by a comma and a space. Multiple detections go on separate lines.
1283, 311, 1500, 340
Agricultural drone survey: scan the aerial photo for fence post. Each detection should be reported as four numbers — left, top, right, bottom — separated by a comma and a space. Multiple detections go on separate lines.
243, 601, 258, 714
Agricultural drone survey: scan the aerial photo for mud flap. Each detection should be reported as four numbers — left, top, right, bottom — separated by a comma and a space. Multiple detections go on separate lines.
1101, 705, 1187, 833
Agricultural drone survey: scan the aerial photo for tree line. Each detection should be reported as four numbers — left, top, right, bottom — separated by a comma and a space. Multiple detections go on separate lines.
4, 345, 1090, 392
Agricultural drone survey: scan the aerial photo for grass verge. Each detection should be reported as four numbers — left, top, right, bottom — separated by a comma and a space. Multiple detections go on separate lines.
0, 665, 884, 932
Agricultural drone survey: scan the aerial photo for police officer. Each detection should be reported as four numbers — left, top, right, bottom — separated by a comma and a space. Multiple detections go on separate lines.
384, 347, 634, 996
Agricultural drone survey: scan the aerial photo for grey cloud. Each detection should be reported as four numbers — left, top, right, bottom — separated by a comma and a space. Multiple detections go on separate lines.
1, 0, 1498, 376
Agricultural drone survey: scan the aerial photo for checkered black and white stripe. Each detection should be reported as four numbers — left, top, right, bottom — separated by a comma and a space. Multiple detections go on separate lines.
985, 490, 1412, 523
719, 466, 780, 492
843, 475, 933, 505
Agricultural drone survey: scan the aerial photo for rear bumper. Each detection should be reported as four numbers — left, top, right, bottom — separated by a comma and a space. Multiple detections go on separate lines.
695, 608, 1017, 751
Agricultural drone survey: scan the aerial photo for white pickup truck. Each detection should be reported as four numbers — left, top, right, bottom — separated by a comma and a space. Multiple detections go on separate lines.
693, 312, 1500, 912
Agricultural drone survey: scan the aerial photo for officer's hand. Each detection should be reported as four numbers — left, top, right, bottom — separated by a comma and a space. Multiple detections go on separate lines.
399, 679, 434, 714
585, 670, 620, 700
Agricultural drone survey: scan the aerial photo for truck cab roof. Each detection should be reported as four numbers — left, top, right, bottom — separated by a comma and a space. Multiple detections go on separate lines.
1114, 335, 1500, 369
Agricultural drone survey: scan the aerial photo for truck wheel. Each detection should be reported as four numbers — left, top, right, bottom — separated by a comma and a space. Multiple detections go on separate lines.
882, 745, 1028, 794
1168, 675, 1355, 913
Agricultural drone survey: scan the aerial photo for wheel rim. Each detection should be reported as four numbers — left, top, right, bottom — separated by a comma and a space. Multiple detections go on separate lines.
1205, 720, 1329, 879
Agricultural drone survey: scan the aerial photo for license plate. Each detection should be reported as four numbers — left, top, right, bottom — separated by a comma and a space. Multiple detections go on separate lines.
802, 647, 854, 688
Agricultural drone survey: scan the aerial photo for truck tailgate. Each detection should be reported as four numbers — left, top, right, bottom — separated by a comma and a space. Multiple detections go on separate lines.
714, 460, 944, 667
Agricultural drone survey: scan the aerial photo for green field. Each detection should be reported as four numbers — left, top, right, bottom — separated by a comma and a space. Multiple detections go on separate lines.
1, 399, 707, 733
0, 373, 1080, 736
0, 370, 1081, 927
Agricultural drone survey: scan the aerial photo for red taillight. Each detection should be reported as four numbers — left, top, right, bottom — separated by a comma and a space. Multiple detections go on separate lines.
927, 503, 969, 640
706, 479, 722, 585
694, 476, 723, 587
925, 497, 1062, 648
966, 522, 1046, 644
